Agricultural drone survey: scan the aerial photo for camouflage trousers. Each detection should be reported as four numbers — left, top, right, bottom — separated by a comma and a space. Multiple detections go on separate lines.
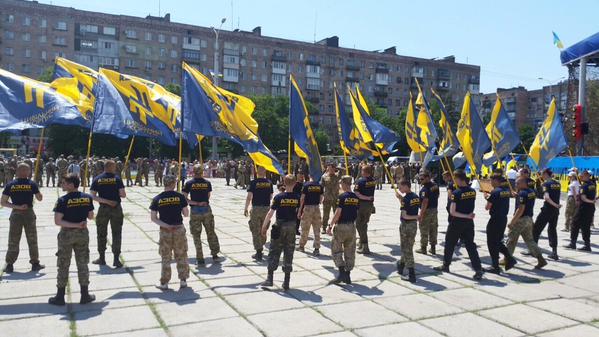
95, 204, 124, 255
155, 173, 163, 186
299, 205, 322, 249
418, 209, 438, 247
322, 198, 336, 227
267, 220, 296, 273
506, 216, 542, 258
6, 208, 39, 264
564, 196, 577, 231
57, 170, 67, 185
56, 228, 90, 288
356, 201, 374, 244
249, 206, 269, 252
46, 172, 55, 187
190, 210, 220, 260
331, 222, 356, 271
159, 226, 189, 284
400, 220, 418, 268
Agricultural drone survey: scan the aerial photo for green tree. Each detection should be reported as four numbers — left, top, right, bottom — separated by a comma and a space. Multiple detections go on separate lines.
37, 67, 53, 83
517, 125, 536, 153
314, 129, 330, 155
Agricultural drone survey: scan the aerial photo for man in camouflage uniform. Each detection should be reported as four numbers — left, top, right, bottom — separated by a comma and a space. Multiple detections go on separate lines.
2, 163, 45, 273
24, 157, 34, 179
93, 157, 105, 179
416, 171, 440, 255
45, 158, 57, 187
563, 171, 579, 232
245, 166, 273, 260
115, 158, 124, 178
236, 161, 246, 189
33, 157, 43, 187
154, 159, 164, 187
396, 179, 420, 283
374, 163, 384, 190
56, 155, 68, 185
320, 164, 340, 234
6, 156, 18, 184
0, 157, 5, 187
183, 165, 221, 265
49, 173, 95, 306
298, 174, 324, 255
354, 164, 376, 254
392, 162, 404, 188
328, 175, 358, 284
142, 158, 150, 186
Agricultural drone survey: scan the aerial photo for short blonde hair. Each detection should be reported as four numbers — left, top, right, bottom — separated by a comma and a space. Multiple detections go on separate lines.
283, 174, 295, 186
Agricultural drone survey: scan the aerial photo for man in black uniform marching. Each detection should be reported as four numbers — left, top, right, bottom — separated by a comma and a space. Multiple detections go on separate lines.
354, 164, 376, 254
90, 160, 126, 268
260, 174, 300, 290
566, 170, 596, 251
484, 175, 517, 274
49, 173, 95, 305
245, 166, 274, 261
434, 170, 484, 280
532, 169, 562, 260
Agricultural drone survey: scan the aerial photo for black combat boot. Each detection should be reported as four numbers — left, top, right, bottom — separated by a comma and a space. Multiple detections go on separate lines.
361, 243, 371, 255
113, 255, 123, 268
402, 268, 416, 283
261, 270, 274, 287
48, 287, 66, 306
80, 285, 96, 304
485, 265, 502, 275
357, 242, 364, 254
429, 245, 436, 255
416, 244, 427, 255
282, 272, 291, 290
331, 267, 345, 284
433, 264, 449, 273
504, 256, 517, 271
31, 262, 45, 272
344, 269, 352, 284
92, 252, 106, 265
252, 250, 263, 261
4, 263, 14, 273
396, 261, 405, 275
473, 270, 484, 281
548, 248, 559, 261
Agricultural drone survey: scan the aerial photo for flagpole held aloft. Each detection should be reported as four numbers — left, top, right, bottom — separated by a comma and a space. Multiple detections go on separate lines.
33, 128, 45, 184
123, 135, 135, 178
177, 131, 183, 192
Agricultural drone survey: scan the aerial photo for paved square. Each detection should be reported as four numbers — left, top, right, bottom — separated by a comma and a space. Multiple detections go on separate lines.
1, 179, 598, 336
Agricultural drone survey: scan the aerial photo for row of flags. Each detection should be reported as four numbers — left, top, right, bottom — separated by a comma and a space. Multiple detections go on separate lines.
0, 56, 569, 177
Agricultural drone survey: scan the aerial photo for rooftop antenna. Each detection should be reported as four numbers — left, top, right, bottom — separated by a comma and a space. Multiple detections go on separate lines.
313, 10, 317, 43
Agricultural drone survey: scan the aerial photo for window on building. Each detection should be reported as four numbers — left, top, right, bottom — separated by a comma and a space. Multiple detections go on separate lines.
251, 73, 257, 81
145, 60, 152, 69
182, 50, 200, 60
145, 48, 152, 56
103, 41, 113, 49
124, 29, 137, 39
144, 32, 152, 41
40, 19, 47, 28
54, 36, 67, 46
200, 54, 207, 61
171, 36, 178, 44
261, 74, 267, 82
7, 14, 15, 24
81, 40, 97, 49
272, 73, 285, 85
55, 21, 67, 31
7, 64, 14, 71
80, 24, 98, 34
103, 26, 116, 35
159, 62, 166, 70
224, 55, 237, 64
4, 31, 14, 40
41, 50, 47, 60
160, 48, 166, 57
39, 35, 47, 43
127, 59, 136, 68
252, 47, 257, 55
307, 77, 321, 90
22, 33, 31, 41
263, 49, 268, 56
157, 77, 165, 85
171, 64, 178, 73
170, 50, 177, 58
23, 16, 31, 26
272, 61, 286, 70
306, 64, 320, 74
22, 64, 31, 74
201, 39, 208, 48
158, 34, 165, 43
5, 47, 14, 56
125, 45, 137, 53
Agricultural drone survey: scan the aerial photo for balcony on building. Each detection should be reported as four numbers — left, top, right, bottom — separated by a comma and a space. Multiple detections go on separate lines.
374, 85, 388, 97
375, 72, 389, 86
437, 68, 451, 80
375, 63, 389, 73
223, 68, 239, 83
437, 80, 450, 91
411, 65, 424, 78
345, 61, 360, 71
182, 36, 201, 51
182, 50, 201, 64
271, 60, 287, 75
271, 50, 287, 62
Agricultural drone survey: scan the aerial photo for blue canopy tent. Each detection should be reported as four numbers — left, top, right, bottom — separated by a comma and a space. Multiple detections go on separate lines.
561, 32, 599, 66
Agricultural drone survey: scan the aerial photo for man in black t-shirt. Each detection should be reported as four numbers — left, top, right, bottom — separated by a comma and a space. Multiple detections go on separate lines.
260, 174, 299, 290
434, 170, 484, 280
566, 170, 597, 251
298, 175, 324, 255
417, 171, 440, 255
183, 165, 220, 266
328, 175, 358, 284
354, 164, 376, 254
90, 160, 126, 268
2, 163, 44, 273
49, 173, 95, 306
395, 179, 420, 283
532, 169, 562, 260
245, 166, 274, 261
484, 176, 516, 274
151, 175, 190, 290
505, 178, 547, 269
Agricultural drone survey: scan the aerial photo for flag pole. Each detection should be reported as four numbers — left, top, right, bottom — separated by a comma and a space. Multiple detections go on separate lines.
198, 137, 203, 165
82, 127, 94, 192
122, 135, 135, 177
177, 132, 183, 191
287, 74, 292, 175
343, 151, 350, 175
33, 128, 45, 184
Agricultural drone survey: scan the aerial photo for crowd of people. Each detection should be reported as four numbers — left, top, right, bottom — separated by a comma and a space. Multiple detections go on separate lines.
1, 153, 596, 305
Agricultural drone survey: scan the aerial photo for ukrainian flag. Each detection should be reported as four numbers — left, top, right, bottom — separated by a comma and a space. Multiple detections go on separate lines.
529, 98, 568, 169
455, 92, 491, 174
182, 63, 283, 175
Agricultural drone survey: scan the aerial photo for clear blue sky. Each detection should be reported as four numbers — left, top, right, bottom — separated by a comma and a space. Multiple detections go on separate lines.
42, 0, 598, 93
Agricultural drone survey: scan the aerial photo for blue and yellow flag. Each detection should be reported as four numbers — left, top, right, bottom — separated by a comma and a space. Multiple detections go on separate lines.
334, 85, 376, 158
288, 74, 323, 180
52, 57, 97, 117
529, 98, 568, 169
0, 68, 88, 132
553, 31, 564, 49
405, 93, 426, 153
350, 87, 398, 153
483, 96, 520, 165
431, 89, 459, 159
415, 82, 438, 152
455, 92, 491, 174
181, 63, 283, 175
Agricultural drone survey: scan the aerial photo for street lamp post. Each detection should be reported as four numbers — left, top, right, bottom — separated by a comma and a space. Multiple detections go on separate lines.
211, 18, 226, 161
